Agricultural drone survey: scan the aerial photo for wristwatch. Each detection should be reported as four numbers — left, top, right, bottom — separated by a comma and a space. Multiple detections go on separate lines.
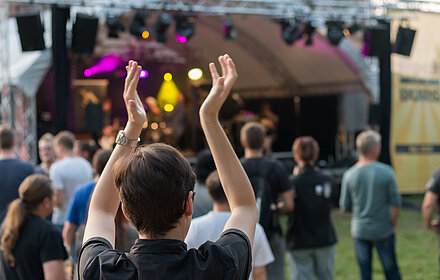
115, 130, 140, 147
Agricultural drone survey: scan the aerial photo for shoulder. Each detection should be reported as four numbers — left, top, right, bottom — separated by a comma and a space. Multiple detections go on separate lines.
431, 168, 440, 181
373, 162, 395, 176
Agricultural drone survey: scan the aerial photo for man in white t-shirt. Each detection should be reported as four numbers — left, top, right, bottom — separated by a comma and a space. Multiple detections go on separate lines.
186, 170, 274, 280
50, 131, 93, 230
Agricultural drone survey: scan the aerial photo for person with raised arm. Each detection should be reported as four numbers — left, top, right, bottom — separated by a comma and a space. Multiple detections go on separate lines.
78, 56, 257, 280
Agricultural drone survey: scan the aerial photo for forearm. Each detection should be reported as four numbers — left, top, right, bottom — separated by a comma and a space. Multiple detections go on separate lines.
252, 266, 266, 280
422, 203, 435, 228
200, 116, 256, 211
390, 207, 400, 229
62, 222, 77, 247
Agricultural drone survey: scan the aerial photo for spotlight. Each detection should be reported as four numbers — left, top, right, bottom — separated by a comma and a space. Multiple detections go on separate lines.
164, 73, 172, 81
223, 19, 236, 40
326, 21, 344, 46
155, 12, 171, 43
130, 11, 149, 37
303, 21, 316, 46
348, 23, 361, 36
175, 14, 197, 42
188, 68, 203, 81
164, 104, 174, 112
281, 20, 301, 45
140, 70, 149, 79
106, 15, 124, 38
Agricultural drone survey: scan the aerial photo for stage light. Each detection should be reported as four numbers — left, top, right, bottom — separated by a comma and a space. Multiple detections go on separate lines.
164, 104, 174, 112
155, 12, 171, 43
84, 69, 92, 77
175, 34, 187, 44
164, 73, 172, 81
83, 54, 123, 77
303, 21, 316, 46
106, 15, 124, 38
175, 14, 197, 42
130, 11, 149, 37
188, 68, 203, 81
326, 21, 344, 46
140, 70, 149, 78
281, 20, 301, 45
157, 78, 180, 111
223, 19, 236, 40
142, 31, 150, 39
151, 122, 159, 130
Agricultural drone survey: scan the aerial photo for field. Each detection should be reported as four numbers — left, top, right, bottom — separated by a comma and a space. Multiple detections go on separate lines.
282, 197, 439, 279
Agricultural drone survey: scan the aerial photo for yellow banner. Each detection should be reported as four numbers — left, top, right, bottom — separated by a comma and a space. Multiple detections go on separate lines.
390, 74, 440, 193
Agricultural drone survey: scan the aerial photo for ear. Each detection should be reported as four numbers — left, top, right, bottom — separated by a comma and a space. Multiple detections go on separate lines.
121, 204, 132, 221
184, 191, 194, 217
42, 197, 51, 209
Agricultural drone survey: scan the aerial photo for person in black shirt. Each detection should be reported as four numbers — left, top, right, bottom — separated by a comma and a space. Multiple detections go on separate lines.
79, 56, 257, 280
0, 174, 67, 280
240, 121, 294, 280
287, 136, 337, 280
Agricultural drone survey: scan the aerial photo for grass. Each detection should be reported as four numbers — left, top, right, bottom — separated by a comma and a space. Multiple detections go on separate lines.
282, 197, 439, 279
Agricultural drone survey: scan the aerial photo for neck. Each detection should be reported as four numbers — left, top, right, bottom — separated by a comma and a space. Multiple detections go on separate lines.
244, 148, 263, 158
30, 207, 48, 219
213, 203, 231, 212
58, 150, 75, 159
357, 155, 377, 167
40, 161, 53, 172
0, 149, 16, 160
138, 219, 189, 241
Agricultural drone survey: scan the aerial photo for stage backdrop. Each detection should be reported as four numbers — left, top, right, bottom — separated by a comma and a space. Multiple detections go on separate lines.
390, 14, 440, 193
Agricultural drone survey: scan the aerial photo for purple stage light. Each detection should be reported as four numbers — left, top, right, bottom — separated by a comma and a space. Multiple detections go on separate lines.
119, 70, 126, 77
140, 69, 149, 78
84, 69, 92, 77
84, 54, 123, 77
175, 34, 187, 44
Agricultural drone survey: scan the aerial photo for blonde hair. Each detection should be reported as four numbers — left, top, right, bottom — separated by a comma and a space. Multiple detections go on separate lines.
356, 130, 381, 156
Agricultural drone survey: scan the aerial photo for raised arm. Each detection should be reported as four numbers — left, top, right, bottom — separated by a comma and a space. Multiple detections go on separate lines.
83, 61, 146, 246
199, 54, 258, 244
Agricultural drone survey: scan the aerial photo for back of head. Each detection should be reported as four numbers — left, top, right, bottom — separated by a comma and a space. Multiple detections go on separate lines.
54, 131, 75, 151
206, 170, 228, 204
240, 122, 265, 150
93, 149, 112, 176
76, 140, 95, 161
195, 149, 215, 184
1, 174, 53, 266
356, 130, 381, 157
0, 127, 15, 150
113, 143, 196, 238
292, 136, 320, 164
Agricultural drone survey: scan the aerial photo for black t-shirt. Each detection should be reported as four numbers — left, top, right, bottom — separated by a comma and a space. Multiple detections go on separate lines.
287, 165, 337, 250
0, 214, 68, 280
426, 168, 440, 216
240, 157, 290, 237
78, 229, 252, 280
0, 159, 34, 221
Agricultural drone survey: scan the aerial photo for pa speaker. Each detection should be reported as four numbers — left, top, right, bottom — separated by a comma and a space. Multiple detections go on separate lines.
363, 26, 388, 57
72, 13, 99, 54
16, 11, 45, 51
393, 26, 416, 56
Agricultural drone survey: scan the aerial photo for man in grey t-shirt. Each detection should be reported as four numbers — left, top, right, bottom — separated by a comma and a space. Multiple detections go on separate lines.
50, 131, 93, 230
340, 130, 402, 280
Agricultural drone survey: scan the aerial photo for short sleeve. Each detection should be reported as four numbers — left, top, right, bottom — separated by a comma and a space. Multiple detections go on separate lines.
426, 169, 440, 195
49, 164, 64, 190
253, 225, 274, 267
40, 226, 68, 263
387, 169, 402, 207
214, 229, 252, 279
339, 172, 352, 212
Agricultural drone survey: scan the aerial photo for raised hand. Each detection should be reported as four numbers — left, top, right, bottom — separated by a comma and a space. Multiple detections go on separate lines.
200, 54, 238, 119
124, 60, 147, 128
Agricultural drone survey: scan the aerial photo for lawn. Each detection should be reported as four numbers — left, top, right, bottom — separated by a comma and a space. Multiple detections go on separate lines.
283, 197, 439, 279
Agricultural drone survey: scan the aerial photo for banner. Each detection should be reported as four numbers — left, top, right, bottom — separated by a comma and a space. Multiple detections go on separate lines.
390, 74, 440, 193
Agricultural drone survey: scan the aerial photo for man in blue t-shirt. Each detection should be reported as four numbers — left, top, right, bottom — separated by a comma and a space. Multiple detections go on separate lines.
63, 149, 112, 256
0, 127, 34, 221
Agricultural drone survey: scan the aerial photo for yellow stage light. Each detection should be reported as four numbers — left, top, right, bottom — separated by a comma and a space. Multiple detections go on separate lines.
164, 73, 172, 81
164, 104, 174, 112
188, 68, 203, 81
142, 31, 150, 39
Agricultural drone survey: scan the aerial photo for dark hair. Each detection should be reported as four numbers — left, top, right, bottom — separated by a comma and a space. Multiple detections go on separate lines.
54, 131, 75, 151
195, 149, 215, 183
76, 140, 95, 161
113, 143, 196, 238
240, 122, 265, 150
205, 171, 227, 204
0, 174, 53, 266
0, 127, 14, 150
292, 136, 319, 164
92, 149, 112, 176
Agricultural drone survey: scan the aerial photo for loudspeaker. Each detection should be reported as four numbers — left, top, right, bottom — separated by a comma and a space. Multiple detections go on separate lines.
363, 26, 388, 56
393, 26, 416, 56
72, 13, 99, 54
16, 11, 45, 51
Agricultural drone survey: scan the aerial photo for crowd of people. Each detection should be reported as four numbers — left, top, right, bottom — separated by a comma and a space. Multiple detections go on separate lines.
0, 55, 434, 280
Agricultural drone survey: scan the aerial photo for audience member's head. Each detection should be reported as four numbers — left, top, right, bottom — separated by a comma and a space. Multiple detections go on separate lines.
0, 127, 15, 151
92, 149, 112, 176
240, 122, 265, 150
195, 149, 215, 184
75, 140, 95, 162
53, 131, 75, 159
356, 130, 381, 159
38, 133, 55, 165
1, 174, 54, 266
292, 136, 320, 165
112, 143, 196, 238
205, 170, 228, 205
